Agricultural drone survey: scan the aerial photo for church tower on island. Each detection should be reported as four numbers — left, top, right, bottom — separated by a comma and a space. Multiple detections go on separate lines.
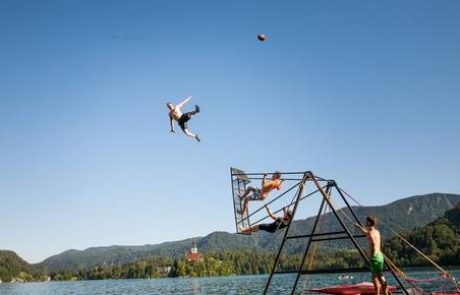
187, 241, 201, 262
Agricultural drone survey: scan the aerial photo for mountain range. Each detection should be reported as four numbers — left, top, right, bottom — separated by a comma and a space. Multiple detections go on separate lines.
36, 193, 460, 272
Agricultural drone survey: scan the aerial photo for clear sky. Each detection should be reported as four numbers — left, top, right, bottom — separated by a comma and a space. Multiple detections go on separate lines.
1, 0, 459, 263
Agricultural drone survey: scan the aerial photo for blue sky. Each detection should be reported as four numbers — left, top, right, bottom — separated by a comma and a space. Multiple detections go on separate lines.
0, 0, 459, 263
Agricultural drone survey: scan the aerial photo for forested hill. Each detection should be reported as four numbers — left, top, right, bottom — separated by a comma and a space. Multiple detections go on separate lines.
37, 233, 259, 272
385, 206, 460, 266
0, 250, 43, 282
254, 193, 460, 253
38, 193, 460, 272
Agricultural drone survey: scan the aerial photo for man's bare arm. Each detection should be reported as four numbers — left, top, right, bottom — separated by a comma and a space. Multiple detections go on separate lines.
354, 223, 368, 234
261, 173, 267, 187
265, 204, 277, 220
283, 207, 289, 217
176, 96, 192, 108
169, 116, 175, 132
278, 178, 285, 190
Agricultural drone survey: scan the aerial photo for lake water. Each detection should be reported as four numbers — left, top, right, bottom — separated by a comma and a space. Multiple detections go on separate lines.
1, 270, 459, 294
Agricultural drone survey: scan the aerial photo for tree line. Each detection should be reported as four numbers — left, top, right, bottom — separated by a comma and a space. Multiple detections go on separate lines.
3, 212, 460, 282
45, 214, 460, 281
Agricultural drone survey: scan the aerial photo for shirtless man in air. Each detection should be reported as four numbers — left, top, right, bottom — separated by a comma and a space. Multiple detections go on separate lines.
167, 95, 200, 142
237, 171, 285, 215
355, 216, 390, 295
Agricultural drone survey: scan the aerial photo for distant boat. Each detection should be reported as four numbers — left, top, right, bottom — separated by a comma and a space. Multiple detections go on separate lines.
338, 275, 354, 280
309, 282, 398, 295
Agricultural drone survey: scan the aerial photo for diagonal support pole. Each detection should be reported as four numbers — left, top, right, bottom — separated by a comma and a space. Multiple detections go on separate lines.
310, 175, 370, 265
290, 183, 332, 294
263, 172, 310, 295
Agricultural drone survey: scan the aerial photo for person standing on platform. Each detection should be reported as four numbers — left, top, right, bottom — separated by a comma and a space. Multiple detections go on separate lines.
239, 205, 292, 234
355, 216, 390, 295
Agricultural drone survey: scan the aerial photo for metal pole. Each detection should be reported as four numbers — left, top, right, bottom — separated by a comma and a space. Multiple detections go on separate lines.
233, 171, 307, 176
290, 185, 331, 295
263, 172, 309, 295
230, 167, 239, 233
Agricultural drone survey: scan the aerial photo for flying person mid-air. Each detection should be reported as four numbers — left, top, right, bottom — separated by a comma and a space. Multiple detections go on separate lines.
167, 95, 201, 142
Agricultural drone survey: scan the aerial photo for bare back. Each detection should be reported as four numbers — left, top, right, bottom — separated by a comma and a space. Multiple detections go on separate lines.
261, 179, 282, 198
367, 227, 381, 255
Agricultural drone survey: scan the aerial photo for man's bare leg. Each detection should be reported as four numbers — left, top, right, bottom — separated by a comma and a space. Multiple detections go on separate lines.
237, 187, 257, 214
238, 197, 249, 215
377, 275, 389, 295
239, 187, 255, 199
239, 225, 259, 234
372, 274, 381, 295
183, 128, 200, 142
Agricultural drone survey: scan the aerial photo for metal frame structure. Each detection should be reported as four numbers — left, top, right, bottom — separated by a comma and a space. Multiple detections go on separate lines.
230, 167, 253, 231
231, 168, 316, 234
230, 168, 409, 295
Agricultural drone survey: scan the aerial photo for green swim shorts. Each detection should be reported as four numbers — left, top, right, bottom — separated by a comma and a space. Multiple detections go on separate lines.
369, 251, 384, 274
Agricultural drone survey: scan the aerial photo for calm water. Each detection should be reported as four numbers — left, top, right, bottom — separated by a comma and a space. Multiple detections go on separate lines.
1, 270, 458, 295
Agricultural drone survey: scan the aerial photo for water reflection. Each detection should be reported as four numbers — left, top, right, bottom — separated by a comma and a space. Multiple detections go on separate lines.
0, 270, 458, 295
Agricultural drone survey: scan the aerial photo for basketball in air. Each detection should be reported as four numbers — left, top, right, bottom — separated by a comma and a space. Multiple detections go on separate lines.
257, 33, 266, 41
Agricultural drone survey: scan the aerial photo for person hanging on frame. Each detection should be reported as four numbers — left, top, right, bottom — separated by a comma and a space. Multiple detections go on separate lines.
239, 204, 292, 234
238, 171, 285, 215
